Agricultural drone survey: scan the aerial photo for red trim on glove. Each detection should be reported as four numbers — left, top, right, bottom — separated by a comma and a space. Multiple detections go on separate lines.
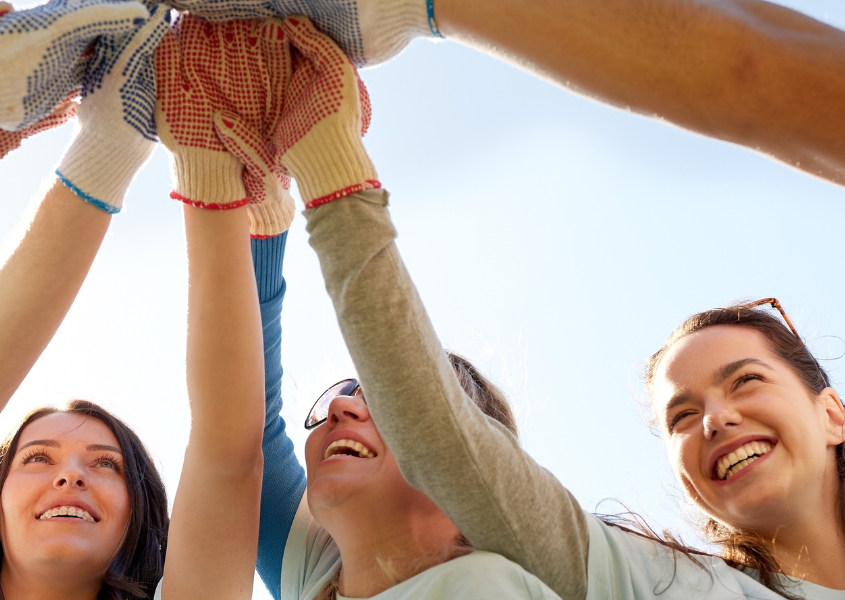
171, 191, 250, 210
304, 180, 382, 210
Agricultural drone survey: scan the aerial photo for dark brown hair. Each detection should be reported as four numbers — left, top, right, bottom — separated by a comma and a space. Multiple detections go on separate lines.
640, 304, 842, 598
0, 400, 169, 600
317, 351, 518, 600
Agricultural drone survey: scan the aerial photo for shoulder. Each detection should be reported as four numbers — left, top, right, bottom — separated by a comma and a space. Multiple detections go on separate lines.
377, 551, 561, 600
583, 513, 783, 600
281, 491, 341, 600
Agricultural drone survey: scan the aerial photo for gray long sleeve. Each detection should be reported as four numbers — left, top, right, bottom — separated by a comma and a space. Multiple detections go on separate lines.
305, 190, 589, 600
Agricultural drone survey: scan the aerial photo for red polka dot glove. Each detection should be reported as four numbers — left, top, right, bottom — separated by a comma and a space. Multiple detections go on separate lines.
211, 18, 296, 238
272, 15, 379, 209
0, 93, 78, 160
155, 15, 287, 211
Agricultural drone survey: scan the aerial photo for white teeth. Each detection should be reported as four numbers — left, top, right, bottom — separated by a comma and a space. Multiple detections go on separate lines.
324, 439, 376, 460
716, 441, 773, 480
37, 506, 95, 523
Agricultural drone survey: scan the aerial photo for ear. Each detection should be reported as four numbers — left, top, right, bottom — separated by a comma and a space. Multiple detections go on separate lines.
820, 387, 845, 447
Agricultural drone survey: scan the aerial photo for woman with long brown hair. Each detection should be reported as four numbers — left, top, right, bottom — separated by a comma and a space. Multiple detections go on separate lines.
259, 14, 845, 600
0, 8, 268, 599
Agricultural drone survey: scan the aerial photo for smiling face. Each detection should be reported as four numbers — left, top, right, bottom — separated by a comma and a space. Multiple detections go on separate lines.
0, 412, 131, 579
304, 389, 443, 524
653, 326, 845, 535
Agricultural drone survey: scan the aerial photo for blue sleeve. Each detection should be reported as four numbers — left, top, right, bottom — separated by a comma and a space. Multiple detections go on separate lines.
252, 233, 307, 600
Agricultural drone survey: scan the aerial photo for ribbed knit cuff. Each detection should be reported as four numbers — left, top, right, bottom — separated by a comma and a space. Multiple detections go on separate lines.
286, 119, 379, 208
251, 231, 288, 303
170, 149, 249, 209
248, 193, 296, 239
56, 122, 156, 213
357, 0, 437, 66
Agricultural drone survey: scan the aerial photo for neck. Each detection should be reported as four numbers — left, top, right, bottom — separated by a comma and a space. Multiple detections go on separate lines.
0, 561, 102, 600
321, 503, 461, 598
763, 516, 845, 590
758, 469, 845, 589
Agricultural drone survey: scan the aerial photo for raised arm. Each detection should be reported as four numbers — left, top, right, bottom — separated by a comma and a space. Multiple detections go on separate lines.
435, 0, 845, 185
250, 17, 590, 599
159, 205, 265, 600
0, 183, 110, 407
0, 7, 168, 407
251, 234, 306, 599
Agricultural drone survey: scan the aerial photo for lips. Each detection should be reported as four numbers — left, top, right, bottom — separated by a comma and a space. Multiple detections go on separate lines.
709, 437, 777, 481
320, 431, 378, 462
36, 502, 98, 523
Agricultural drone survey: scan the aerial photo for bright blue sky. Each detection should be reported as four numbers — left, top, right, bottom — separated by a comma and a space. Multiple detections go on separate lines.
2, 1, 845, 597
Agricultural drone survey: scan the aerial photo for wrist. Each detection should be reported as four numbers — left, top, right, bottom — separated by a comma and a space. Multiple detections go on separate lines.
357, 0, 440, 65
285, 126, 379, 208
170, 150, 249, 209
56, 124, 156, 214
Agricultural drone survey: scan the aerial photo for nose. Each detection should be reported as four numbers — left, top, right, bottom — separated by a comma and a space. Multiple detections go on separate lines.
702, 398, 742, 440
326, 394, 370, 427
52, 462, 87, 490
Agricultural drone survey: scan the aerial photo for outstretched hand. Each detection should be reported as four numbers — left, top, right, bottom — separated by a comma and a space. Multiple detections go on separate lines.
56, 4, 171, 213
155, 13, 297, 235
165, 0, 439, 67
0, 0, 151, 131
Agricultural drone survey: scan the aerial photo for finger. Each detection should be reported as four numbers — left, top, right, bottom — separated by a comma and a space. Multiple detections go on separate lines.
260, 18, 290, 133
358, 77, 371, 137
120, 4, 171, 63
66, 1, 152, 42
0, 2, 13, 17
281, 15, 347, 70
213, 110, 276, 183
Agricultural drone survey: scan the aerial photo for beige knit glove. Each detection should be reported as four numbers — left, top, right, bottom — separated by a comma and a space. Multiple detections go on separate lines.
272, 15, 380, 209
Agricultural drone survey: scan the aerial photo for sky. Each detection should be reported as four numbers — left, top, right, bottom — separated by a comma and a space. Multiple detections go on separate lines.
2, 1, 845, 598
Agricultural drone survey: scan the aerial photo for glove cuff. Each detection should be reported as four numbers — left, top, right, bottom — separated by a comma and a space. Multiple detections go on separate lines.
247, 191, 297, 238
356, 0, 439, 66
170, 150, 249, 209
56, 121, 156, 214
285, 119, 380, 209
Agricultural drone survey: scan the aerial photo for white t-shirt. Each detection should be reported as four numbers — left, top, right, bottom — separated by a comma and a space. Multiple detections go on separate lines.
585, 513, 845, 600
280, 492, 562, 600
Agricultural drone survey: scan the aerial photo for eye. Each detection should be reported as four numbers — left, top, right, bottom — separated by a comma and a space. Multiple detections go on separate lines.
734, 373, 764, 390
93, 454, 123, 472
20, 450, 52, 465
668, 410, 696, 433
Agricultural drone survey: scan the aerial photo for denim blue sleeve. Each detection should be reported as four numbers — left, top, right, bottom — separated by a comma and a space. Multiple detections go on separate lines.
252, 233, 307, 600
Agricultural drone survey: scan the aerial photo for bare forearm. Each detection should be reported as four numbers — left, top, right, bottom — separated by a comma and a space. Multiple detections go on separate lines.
0, 181, 110, 406
437, 0, 845, 184
183, 205, 264, 468
167, 205, 264, 600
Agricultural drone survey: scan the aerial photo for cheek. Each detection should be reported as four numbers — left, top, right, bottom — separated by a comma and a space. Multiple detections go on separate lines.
304, 430, 324, 476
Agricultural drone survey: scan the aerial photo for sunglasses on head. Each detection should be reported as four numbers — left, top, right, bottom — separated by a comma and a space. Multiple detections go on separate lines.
304, 378, 364, 430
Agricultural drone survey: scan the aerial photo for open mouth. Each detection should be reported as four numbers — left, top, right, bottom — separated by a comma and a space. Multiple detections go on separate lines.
715, 441, 773, 481
37, 506, 96, 523
324, 439, 376, 460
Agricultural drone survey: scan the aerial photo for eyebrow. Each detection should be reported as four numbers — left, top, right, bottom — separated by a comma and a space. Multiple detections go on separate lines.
16, 439, 122, 454
662, 358, 775, 418
713, 358, 774, 385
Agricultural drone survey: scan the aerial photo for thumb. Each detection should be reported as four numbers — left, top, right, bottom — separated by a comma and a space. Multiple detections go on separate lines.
281, 15, 346, 71
213, 110, 277, 187
0, 2, 13, 17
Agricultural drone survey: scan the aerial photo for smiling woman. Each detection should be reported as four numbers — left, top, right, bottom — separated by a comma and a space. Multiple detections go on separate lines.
642, 303, 845, 598
0, 401, 168, 600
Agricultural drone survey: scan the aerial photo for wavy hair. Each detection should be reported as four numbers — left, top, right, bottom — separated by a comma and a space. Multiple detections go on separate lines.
0, 400, 169, 600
